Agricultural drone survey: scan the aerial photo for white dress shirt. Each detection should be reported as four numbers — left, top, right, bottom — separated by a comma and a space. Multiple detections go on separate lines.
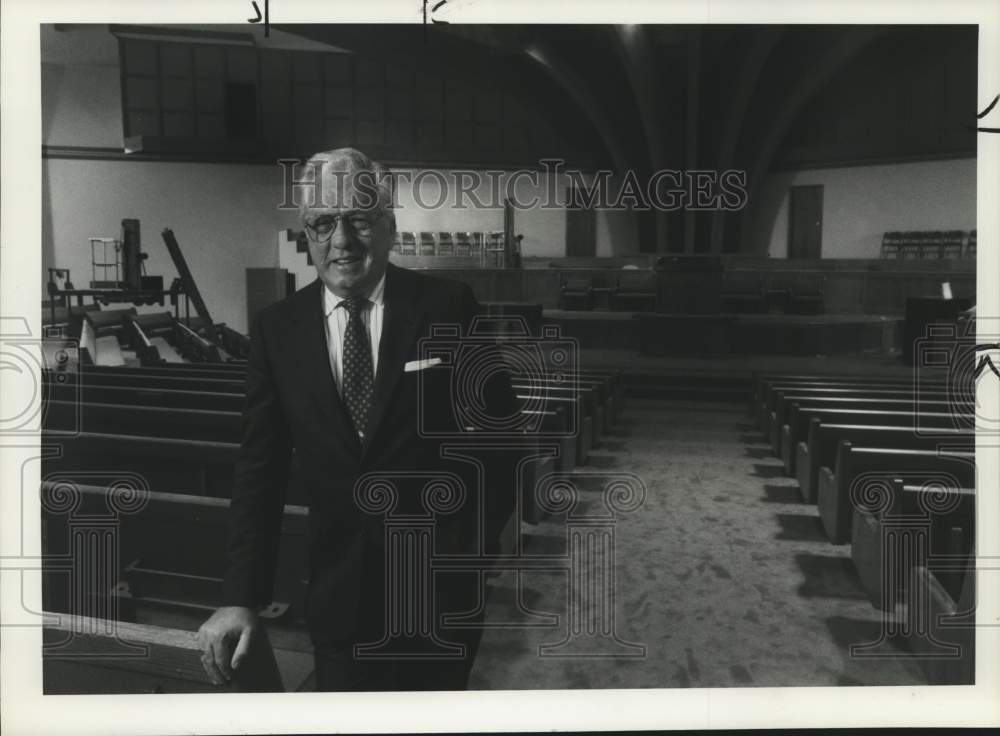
322, 273, 386, 396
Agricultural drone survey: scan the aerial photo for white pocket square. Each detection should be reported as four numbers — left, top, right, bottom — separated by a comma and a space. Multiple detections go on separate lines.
404, 357, 443, 372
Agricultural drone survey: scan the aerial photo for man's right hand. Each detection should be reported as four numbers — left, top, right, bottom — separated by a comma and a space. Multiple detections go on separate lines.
196, 606, 259, 686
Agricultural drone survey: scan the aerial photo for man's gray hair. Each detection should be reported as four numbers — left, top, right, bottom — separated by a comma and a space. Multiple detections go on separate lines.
298, 147, 395, 228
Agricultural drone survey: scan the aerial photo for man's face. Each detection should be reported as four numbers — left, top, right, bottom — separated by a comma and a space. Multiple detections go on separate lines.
302, 197, 393, 298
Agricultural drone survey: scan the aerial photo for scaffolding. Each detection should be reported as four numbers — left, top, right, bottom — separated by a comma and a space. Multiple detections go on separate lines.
89, 237, 123, 288
481, 230, 506, 268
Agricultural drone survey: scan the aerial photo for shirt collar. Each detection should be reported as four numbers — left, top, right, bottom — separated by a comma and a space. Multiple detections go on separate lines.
323, 271, 386, 317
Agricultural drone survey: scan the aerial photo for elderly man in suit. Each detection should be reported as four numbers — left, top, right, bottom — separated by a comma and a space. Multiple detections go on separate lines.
197, 148, 516, 691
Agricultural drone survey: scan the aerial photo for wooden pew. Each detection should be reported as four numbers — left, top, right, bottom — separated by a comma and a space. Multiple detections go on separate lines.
70, 369, 246, 394
78, 363, 622, 415
171, 319, 228, 363
852, 478, 974, 608
62, 369, 616, 438
54, 402, 577, 504
41, 480, 308, 622
848, 466, 975, 687
909, 564, 975, 685
578, 373, 624, 428
795, 423, 971, 504
577, 369, 625, 424
499, 345, 623, 420
215, 323, 251, 360
765, 386, 956, 440
751, 374, 947, 425
516, 407, 576, 473
75, 367, 615, 423
41, 473, 526, 641
779, 405, 973, 472
43, 613, 296, 693
41, 482, 315, 689
513, 380, 603, 447
47, 379, 245, 413
45, 399, 242, 441
52, 379, 603, 460
777, 394, 971, 442
513, 371, 618, 429
514, 390, 591, 464
79, 309, 138, 367
46, 391, 576, 469
764, 383, 956, 436
44, 397, 575, 510
76, 356, 621, 396
753, 372, 949, 401
754, 376, 950, 429
767, 394, 957, 457
817, 443, 974, 543
81, 363, 247, 381
46, 367, 606, 475
550, 375, 614, 433
126, 313, 186, 365
43, 431, 239, 497
772, 396, 964, 458
530, 384, 599, 456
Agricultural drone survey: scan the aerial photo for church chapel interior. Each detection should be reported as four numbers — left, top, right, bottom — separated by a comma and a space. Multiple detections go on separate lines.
39, 23, 979, 692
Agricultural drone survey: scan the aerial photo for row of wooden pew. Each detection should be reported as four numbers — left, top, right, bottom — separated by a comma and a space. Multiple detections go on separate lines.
58, 305, 248, 368
752, 373, 976, 685
43, 361, 623, 496
40, 360, 624, 693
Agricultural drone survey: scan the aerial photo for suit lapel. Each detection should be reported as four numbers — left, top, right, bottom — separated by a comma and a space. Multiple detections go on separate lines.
291, 279, 361, 453
363, 264, 420, 456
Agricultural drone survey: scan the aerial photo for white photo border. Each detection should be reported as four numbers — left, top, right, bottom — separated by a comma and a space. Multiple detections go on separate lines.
2, 0, 998, 733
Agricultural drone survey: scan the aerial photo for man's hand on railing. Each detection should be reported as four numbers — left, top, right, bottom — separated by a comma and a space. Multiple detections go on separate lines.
196, 606, 260, 685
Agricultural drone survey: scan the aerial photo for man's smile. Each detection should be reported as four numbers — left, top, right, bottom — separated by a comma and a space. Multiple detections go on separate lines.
328, 254, 364, 266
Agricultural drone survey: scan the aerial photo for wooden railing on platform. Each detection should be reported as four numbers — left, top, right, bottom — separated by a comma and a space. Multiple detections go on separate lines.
43, 613, 286, 693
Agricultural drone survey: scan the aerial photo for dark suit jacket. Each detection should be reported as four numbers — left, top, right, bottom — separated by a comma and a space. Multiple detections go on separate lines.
222, 264, 517, 647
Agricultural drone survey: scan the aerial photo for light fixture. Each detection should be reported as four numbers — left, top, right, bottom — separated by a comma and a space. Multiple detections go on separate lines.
108, 24, 255, 48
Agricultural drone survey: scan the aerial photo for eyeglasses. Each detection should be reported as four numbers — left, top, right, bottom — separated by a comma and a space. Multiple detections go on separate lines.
304, 211, 384, 243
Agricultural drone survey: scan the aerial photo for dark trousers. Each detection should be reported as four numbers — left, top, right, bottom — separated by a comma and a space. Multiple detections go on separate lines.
311, 530, 491, 691
313, 572, 484, 692
313, 624, 484, 692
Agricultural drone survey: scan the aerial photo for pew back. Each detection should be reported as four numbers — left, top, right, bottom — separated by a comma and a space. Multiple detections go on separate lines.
43, 613, 287, 693
818, 443, 974, 543
796, 422, 972, 503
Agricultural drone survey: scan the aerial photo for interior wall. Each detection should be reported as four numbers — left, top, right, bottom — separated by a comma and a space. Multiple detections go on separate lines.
774, 27, 976, 169
596, 206, 640, 257
44, 154, 640, 334
43, 158, 297, 334
44, 156, 638, 335
42, 27, 640, 334
751, 158, 976, 258
391, 168, 553, 256
391, 169, 637, 259
42, 63, 122, 148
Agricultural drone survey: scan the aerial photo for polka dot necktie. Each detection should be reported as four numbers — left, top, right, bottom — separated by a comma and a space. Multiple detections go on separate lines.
341, 295, 374, 440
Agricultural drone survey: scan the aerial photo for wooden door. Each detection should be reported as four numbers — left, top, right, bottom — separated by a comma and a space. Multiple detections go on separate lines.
788, 185, 823, 259
566, 186, 597, 257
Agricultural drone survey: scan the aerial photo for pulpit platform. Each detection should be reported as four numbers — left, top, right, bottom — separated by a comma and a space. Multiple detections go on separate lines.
546, 311, 908, 402
544, 310, 901, 358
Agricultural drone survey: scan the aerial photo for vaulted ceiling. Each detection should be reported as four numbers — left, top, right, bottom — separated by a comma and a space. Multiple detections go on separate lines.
51, 23, 971, 254
282, 24, 896, 253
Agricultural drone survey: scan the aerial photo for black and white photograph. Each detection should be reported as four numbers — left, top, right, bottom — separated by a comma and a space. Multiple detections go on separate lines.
1, 0, 998, 733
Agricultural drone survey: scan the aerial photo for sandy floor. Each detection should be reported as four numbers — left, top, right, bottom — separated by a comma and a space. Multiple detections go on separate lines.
468, 399, 927, 689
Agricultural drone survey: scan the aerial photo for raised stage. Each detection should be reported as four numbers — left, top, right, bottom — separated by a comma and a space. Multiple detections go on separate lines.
395, 259, 975, 315
574, 346, 917, 402
544, 310, 901, 357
